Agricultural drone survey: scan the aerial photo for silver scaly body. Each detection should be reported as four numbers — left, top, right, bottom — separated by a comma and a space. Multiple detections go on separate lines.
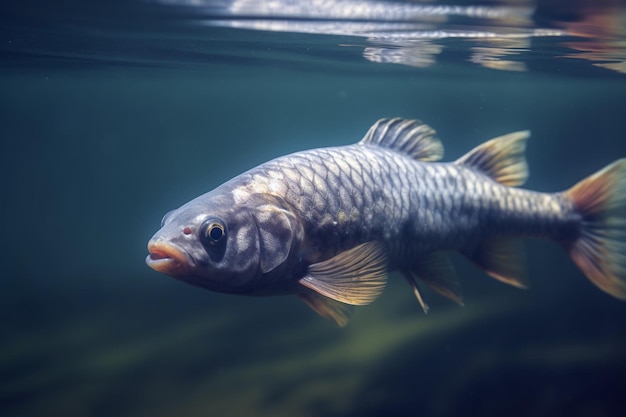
230, 143, 578, 267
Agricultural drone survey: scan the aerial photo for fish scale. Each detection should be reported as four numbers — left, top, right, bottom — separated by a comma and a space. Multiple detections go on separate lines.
147, 118, 626, 326
235, 142, 572, 269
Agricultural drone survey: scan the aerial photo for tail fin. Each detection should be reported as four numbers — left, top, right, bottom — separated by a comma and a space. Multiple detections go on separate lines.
565, 159, 626, 300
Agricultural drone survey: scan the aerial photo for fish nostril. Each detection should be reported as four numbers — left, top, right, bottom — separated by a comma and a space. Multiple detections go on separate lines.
183, 227, 192, 235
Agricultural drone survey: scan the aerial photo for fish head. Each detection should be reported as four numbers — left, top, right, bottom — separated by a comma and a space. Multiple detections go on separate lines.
146, 192, 302, 294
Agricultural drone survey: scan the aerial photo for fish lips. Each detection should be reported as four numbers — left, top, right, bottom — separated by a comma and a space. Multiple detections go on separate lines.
146, 241, 194, 276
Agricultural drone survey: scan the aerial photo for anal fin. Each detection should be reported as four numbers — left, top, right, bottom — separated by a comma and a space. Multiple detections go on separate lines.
464, 239, 529, 289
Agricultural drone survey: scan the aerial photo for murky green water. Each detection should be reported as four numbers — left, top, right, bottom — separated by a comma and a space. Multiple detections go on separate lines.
2, 1, 626, 416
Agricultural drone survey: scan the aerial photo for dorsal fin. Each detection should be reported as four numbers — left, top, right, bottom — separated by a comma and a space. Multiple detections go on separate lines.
359, 118, 444, 162
455, 130, 530, 186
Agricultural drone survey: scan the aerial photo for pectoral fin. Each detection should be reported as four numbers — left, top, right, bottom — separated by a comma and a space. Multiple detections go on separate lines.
299, 290, 353, 327
464, 239, 529, 289
299, 241, 388, 306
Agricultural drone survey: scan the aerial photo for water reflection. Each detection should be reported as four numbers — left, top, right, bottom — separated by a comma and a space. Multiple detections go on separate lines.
558, 7, 626, 73
363, 40, 443, 68
149, 0, 626, 74
470, 38, 531, 72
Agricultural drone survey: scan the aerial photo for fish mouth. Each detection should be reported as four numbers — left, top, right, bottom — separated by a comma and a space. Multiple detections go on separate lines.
146, 241, 193, 276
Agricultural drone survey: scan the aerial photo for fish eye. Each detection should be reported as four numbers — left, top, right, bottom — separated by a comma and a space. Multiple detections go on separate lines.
201, 219, 226, 245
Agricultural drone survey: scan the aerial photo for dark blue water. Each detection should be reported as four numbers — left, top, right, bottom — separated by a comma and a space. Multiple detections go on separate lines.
2, 1, 626, 416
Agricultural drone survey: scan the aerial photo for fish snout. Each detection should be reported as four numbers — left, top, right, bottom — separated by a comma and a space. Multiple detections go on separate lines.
146, 240, 193, 276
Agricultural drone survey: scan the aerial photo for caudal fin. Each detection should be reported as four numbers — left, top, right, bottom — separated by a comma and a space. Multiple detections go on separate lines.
565, 159, 626, 300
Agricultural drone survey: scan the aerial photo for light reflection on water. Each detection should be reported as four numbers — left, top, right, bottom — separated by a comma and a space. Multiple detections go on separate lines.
149, 0, 626, 74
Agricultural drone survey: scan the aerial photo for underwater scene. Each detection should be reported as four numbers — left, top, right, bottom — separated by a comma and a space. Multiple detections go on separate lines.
2, 0, 626, 416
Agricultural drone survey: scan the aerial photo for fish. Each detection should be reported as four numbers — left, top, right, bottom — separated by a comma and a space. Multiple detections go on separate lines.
146, 118, 626, 326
